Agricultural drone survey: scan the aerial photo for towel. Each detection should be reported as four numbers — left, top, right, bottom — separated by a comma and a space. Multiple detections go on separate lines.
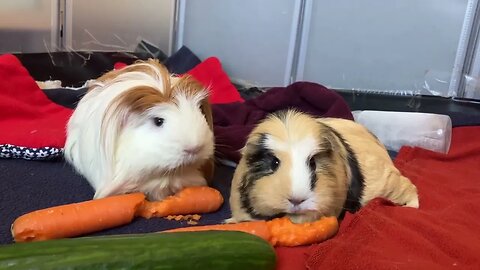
0, 54, 73, 148
306, 126, 480, 270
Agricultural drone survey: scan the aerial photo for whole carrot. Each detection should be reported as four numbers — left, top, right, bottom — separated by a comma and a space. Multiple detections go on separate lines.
11, 186, 225, 243
11, 193, 146, 242
164, 216, 339, 247
137, 186, 224, 219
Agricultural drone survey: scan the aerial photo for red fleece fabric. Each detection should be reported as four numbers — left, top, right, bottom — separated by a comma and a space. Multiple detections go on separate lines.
185, 57, 244, 104
303, 126, 480, 270
1, 55, 241, 148
0, 54, 73, 148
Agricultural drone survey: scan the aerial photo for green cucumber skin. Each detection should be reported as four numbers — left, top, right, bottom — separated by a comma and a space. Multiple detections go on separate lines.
0, 231, 276, 270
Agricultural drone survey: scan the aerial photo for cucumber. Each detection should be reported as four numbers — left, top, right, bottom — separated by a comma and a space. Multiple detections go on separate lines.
0, 231, 276, 270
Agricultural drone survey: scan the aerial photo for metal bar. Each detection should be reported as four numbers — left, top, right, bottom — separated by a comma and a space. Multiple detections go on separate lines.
292, 0, 313, 82
449, 0, 480, 97
284, 0, 304, 85
171, 0, 186, 54
457, 0, 480, 98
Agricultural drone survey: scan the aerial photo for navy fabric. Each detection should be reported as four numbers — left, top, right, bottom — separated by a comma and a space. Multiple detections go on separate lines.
163, 46, 202, 75
43, 87, 87, 110
0, 159, 233, 244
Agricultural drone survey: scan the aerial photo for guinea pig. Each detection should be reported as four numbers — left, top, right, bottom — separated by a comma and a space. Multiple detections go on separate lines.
228, 109, 419, 224
64, 59, 215, 200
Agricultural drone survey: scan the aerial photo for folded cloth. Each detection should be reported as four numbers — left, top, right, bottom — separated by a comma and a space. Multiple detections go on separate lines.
186, 57, 244, 104
212, 82, 354, 163
163, 45, 202, 75
0, 144, 62, 160
0, 54, 74, 149
306, 126, 480, 270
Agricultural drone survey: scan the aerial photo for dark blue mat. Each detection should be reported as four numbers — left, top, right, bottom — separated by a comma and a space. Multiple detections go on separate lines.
0, 159, 233, 245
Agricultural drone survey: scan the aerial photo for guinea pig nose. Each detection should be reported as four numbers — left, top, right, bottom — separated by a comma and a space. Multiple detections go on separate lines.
288, 198, 306, 206
184, 145, 203, 155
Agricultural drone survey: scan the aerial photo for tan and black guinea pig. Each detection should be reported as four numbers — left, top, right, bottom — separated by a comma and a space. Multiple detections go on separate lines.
228, 110, 419, 224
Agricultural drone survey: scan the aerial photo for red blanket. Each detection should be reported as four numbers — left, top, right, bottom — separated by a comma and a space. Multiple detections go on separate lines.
278, 126, 480, 270
0, 54, 73, 148
0, 54, 242, 148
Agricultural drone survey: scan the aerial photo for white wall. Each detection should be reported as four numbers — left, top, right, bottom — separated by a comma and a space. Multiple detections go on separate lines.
0, 0, 58, 53
66, 0, 174, 55
297, 0, 468, 96
179, 0, 301, 87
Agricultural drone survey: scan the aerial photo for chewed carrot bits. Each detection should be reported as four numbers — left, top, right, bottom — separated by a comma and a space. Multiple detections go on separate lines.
136, 186, 223, 219
266, 216, 339, 247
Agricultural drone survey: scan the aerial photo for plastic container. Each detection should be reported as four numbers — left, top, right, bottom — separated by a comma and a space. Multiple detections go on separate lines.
352, 110, 452, 154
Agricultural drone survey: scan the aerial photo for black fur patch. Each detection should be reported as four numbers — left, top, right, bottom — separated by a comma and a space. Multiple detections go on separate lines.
239, 133, 285, 220
309, 161, 317, 190
319, 123, 365, 219
310, 137, 335, 190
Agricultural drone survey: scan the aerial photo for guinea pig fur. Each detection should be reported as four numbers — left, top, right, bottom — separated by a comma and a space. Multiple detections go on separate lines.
228, 110, 419, 224
64, 59, 215, 200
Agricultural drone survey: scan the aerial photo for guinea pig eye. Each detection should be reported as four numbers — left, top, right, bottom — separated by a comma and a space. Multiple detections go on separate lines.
308, 156, 316, 171
152, 117, 165, 127
270, 156, 280, 171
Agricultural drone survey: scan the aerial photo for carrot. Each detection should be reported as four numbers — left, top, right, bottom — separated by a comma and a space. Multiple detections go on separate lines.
266, 216, 338, 247
136, 186, 224, 219
164, 216, 339, 247
11, 186, 224, 243
165, 221, 272, 243
11, 193, 145, 242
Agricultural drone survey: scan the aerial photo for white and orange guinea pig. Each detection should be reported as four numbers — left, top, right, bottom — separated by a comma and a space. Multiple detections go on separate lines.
64, 59, 215, 200
228, 110, 419, 224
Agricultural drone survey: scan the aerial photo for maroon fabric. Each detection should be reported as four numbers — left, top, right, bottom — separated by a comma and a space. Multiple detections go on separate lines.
304, 126, 480, 270
212, 82, 354, 162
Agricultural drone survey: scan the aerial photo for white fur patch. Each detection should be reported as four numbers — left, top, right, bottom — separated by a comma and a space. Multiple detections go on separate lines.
265, 134, 318, 209
290, 136, 317, 200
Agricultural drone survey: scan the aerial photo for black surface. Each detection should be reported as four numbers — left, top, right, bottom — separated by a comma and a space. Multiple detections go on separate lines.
163, 46, 202, 75
0, 159, 233, 245
15, 51, 152, 88
336, 90, 480, 122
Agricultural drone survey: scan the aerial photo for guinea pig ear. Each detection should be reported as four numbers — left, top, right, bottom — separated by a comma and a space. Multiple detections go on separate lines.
200, 98, 214, 132
98, 94, 132, 184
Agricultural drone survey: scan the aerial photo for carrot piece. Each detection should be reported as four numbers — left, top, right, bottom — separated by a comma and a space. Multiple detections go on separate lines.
267, 216, 338, 247
11, 193, 145, 242
136, 186, 224, 219
164, 221, 272, 243
163, 216, 338, 247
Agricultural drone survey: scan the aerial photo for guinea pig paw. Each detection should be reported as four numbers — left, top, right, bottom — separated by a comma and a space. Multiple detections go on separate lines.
224, 217, 239, 224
